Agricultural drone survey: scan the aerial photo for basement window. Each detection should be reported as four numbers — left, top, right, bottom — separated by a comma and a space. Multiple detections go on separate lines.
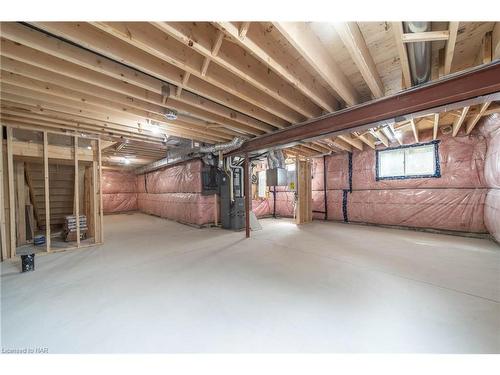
376, 141, 440, 180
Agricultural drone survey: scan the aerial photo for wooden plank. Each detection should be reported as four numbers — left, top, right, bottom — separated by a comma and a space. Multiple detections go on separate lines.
338, 134, 363, 151
150, 22, 319, 120
452, 106, 470, 136
92, 159, 99, 242
433, 113, 440, 140
401, 31, 450, 43
335, 22, 384, 98
493, 22, 500, 60
6, 127, 16, 257
357, 133, 376, 149
239, 22, 250, 39
11, 22, 285, 129
0, 125, 7, 260
7, 139, 95, 162
0, 35, 275, 135
213, 22, 337, 112
296, 160, 312, 225
244, 153, 250, 238
74, 136, 80, 247
98, 138, 103, 243
410, 119, 419, 143
466, 102, 491, 134
482, 31, 493, 64
444, 22, 460, 75
273, 22, 359, 106
15, 161, 26, 246
391, 22, 412, 88
43, 131, 51, 252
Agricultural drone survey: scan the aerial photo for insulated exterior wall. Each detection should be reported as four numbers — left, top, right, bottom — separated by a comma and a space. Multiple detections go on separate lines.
136, 160, 215, 226
102, 170, 138, 213
311, 128, 489, 234
481, 114, 500, 242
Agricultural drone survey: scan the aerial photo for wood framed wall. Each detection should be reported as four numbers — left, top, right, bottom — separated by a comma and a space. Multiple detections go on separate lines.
0, 124, 104, 261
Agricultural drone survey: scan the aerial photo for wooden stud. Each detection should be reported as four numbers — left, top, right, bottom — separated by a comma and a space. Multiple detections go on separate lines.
43, 131, 51, 252
98, 138, 103, 243
244, 153, 250, 238
452, 106, 470, 136
14, 161, 26, 246
74, 135, 80, 247
0, 125, 7, 260
6, 127, 16, 257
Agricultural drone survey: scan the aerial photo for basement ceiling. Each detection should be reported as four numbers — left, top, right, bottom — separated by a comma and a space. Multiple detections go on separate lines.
0, 21, 498, 166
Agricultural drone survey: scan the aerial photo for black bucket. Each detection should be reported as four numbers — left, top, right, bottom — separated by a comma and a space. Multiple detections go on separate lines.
21, 254, 35, 272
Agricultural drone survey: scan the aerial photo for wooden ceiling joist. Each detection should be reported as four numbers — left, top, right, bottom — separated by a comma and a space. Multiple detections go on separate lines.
466, 102, 491, 134
150, 21, 322, 120
391, 22, 412, 89
334, 22, 385, 99
273, 22, 360, 107
0, 23, 276, 132
452, 106, 470, 136
337, 134, 363, 151
83, 22, 303, 124
444, 22, 460, 75
2, 22, 286, 130
213, 22, 338, 113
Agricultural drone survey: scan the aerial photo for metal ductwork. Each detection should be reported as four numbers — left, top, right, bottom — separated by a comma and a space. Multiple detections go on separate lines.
199, 137, 244, 154
266, 150, 285, 169
404, 22, 432, 85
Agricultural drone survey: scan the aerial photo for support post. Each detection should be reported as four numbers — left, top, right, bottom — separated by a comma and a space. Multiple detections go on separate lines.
0, 125, 7, 260
7, 127, 16, 257
43, 131, 51, 252
74, 135, 80, 247
98, 138, 103, 243
244, 153, 250, 238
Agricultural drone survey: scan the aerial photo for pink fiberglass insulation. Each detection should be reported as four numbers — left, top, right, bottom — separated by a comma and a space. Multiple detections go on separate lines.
480, 114, 500, 241
136, 159, 215, 226
138, 160, 203, 194
309, 127, 490, 234
102, 170, 138, 213
347, 189, 487, 233
103, 193, 138, 213
137, 192, 215, 226
252, 199, 272, 218
352, 130, 487, 190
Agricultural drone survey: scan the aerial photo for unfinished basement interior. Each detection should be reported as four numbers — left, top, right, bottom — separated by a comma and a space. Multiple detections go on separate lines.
0, 20, 499, 354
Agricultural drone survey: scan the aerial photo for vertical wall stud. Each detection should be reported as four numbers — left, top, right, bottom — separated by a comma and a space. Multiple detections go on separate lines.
98, 138, 103, 243
43, 131, 51, 252
7, 127, 16, 258
0, 125, 7, 260
74, 135, 80, 247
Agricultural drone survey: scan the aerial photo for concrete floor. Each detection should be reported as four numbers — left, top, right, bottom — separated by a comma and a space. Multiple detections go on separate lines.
1, 213, 499, 353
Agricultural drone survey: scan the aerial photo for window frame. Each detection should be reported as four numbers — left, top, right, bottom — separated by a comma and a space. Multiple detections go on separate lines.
375, 140, 441, 181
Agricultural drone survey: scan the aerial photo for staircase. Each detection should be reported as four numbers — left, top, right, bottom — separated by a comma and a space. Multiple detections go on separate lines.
25, 163, 75, 230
